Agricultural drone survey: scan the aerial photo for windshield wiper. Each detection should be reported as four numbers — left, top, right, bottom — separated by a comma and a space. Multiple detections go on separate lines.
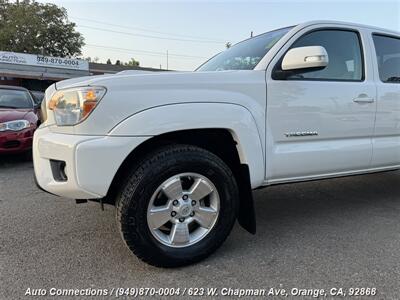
0, 105, 19, 109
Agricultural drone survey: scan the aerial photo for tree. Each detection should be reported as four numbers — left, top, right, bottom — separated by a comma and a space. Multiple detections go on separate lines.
115, 60, 121, 65
0, 0, 84, 57
106, 58, 112, 64
225, 42, 232, 49
125, 58, 140, 67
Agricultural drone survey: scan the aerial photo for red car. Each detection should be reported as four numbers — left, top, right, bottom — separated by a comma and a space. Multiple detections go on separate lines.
0, 85, 40, 155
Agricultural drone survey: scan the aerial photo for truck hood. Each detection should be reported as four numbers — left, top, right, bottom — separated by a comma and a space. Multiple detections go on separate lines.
53, 70, 256, 92
48, 69, 266, 136
55, 71, 183, 90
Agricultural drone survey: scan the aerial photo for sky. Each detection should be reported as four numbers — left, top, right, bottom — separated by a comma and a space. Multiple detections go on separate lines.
36, 0, 400, 71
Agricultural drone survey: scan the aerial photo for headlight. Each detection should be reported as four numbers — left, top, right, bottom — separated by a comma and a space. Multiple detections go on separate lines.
0, 120, 30, 132
48, 86, 106, 126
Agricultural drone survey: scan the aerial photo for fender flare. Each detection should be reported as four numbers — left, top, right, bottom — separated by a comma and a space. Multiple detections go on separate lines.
109, 102, 265, 188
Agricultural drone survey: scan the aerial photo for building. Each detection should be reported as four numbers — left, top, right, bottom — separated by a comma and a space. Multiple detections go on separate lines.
0, 51, 166, 92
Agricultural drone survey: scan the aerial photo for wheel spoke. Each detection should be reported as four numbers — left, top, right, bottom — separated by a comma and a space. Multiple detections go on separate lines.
194, 207, 218, 229
170, 223, 190, 245
148, 203, 172, 229
161, 177, 183, 200
148, 172, 220, 248
189, 178, 213, 201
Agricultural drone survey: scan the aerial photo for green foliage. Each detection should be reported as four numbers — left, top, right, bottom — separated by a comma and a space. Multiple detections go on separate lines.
125, 58, 140, 66
0, 0, 84, 57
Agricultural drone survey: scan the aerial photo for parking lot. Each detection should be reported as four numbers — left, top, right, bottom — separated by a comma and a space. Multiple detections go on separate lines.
1, 155, 400, 299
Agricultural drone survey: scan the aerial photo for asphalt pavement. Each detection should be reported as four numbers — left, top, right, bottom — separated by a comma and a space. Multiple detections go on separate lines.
1, 154, 400, 299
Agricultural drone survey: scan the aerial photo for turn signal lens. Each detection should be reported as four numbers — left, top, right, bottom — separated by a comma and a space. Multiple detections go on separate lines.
82, 99, 97, 119
48, 87, 106, 126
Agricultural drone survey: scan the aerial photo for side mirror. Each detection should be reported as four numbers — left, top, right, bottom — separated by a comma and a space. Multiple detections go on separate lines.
281, 46, 329, 71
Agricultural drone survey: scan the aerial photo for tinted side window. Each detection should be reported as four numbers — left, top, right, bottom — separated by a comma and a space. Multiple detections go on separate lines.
286, 30, 363, 81
372, 34, 400, 83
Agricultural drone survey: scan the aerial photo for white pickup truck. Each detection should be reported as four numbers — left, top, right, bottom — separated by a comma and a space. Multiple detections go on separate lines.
33, 20, 400, 267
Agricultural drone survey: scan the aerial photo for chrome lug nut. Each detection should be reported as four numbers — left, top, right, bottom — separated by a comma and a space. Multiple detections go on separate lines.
191, 200, 196, 206
182, 195, 189, 200
179, 218, 185, 223
171, 211, 177, 217
172, 200, 179, 206
190, 212, 195, 217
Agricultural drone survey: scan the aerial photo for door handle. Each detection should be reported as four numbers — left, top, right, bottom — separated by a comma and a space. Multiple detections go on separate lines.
353, 95, 375, 104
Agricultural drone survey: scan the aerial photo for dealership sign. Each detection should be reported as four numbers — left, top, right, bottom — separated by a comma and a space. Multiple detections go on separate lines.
0, 51, 89, 71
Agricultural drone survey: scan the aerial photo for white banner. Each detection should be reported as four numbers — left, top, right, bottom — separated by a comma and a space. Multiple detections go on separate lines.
0, 51, 89, 71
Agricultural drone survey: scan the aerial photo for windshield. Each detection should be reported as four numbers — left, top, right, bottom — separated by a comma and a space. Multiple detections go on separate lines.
30, 91, 45, 105
197, 26, 293, 71
0, 89, 33, 109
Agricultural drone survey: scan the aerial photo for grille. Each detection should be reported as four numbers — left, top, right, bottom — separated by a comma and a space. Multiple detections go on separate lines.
3, 140, 21, 149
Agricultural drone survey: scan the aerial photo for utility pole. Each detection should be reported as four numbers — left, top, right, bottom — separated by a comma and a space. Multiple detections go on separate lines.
250, 31, 253, 38
166, 50, 169, 70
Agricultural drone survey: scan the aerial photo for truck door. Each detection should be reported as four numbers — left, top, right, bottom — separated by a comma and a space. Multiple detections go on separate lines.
370, 33, 400, 168
265, 26, 377, 182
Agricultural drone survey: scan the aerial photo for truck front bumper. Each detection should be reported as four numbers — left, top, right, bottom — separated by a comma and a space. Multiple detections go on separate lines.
33, 126, 149, 199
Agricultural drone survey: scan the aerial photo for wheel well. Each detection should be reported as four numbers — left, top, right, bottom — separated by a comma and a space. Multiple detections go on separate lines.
105, 129, 239, 201
104, 128, 256, 234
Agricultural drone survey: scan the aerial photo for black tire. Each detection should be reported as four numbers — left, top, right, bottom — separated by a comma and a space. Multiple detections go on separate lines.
115, 144, 239, 267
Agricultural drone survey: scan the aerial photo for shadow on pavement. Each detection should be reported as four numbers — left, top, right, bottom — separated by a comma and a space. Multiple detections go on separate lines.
253, 170, 400, 234
0, 152, 32, 168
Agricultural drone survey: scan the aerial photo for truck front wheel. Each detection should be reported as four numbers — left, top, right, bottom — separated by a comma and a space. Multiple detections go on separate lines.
115, 144, 239, 267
